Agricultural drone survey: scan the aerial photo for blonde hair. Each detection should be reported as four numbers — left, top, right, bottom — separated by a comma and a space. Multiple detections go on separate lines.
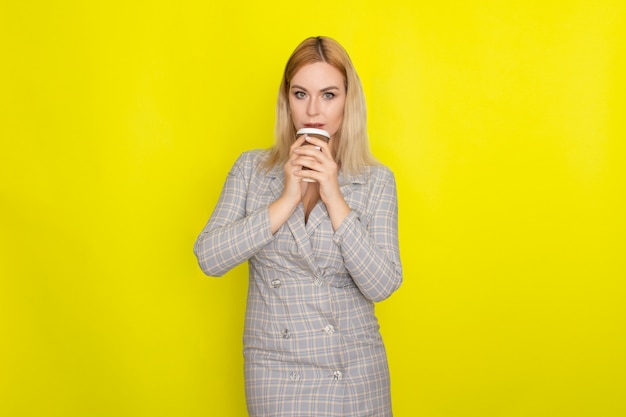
265, 36, 378, 174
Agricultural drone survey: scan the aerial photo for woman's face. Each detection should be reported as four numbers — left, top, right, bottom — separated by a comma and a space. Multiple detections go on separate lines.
288, 62, 346, 139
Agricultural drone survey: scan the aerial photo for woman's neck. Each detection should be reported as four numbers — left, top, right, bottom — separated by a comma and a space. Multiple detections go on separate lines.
302, 184, 320, 223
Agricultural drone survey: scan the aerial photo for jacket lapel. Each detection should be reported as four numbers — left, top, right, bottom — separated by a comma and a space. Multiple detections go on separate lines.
268, 167, 321, 276
267, 167, 367, 276
304, 171, 367, 241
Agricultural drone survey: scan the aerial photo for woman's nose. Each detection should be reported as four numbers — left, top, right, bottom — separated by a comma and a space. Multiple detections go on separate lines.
306, 98, 319, 116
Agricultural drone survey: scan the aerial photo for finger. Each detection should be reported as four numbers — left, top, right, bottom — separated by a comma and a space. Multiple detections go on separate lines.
292, 155, 318, 169
289, 135, 308, 153
303, 135, 330, 152
294, 144, 326, 161
294, 167, 318, 182
295, 145, 336, 171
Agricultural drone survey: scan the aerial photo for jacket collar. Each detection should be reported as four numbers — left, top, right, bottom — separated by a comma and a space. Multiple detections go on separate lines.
266, 165, 367, 277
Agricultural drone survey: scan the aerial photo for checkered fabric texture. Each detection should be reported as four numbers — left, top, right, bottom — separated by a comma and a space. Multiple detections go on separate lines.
195, 150, 402, 416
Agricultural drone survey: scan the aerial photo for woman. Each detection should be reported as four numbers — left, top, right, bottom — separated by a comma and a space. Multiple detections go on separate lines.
194, 36, 402, 416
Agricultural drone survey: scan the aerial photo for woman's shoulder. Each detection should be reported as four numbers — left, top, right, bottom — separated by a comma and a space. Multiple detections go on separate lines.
361, 163, 396, 184
235, 148, 270, 163
231, 149, 272, 174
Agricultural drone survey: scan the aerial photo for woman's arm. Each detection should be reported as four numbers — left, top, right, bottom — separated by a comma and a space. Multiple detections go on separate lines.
332, 168, 403, 302
194, 147, 306, 276
193, 153, 276, 277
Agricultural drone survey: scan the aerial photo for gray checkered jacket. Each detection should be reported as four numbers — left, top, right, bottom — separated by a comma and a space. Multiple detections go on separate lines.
195, 149, 402, 416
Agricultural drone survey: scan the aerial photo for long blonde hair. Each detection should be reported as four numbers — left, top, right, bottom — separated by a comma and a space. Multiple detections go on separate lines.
265, 36, 377, 174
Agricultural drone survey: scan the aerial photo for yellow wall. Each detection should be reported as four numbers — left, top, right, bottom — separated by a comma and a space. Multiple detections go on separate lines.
1, 1, 624, 416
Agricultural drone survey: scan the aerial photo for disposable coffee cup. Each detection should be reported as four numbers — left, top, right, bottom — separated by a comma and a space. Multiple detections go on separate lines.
296, 128, 331, 145
296, 128, 331, 182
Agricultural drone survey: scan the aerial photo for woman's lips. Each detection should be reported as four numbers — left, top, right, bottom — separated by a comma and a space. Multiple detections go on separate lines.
304, 123, 324, 128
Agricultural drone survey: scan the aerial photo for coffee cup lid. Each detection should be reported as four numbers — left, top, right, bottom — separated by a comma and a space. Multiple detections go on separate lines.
296, 128, 330, 138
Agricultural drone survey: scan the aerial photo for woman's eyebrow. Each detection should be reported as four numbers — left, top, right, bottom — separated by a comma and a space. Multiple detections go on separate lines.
290, 84, 340, 92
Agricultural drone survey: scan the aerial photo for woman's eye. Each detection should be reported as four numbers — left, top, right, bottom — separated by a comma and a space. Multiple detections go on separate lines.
322, 92, 335, 99
294, 91, 307, 99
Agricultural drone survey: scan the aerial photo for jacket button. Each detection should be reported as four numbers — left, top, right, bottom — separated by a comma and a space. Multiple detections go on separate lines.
282, 329, 291, 339
289, 371, 301, 382
324, 325, 335, 335
313, 277, 324, 287
332, 370, 343, 381
270, 279, 281, 288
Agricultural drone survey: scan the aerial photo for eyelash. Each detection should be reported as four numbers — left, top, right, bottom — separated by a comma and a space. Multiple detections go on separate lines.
293, 91, 336, 99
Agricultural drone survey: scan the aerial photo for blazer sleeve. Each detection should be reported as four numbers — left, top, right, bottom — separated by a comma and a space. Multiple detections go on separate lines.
193, 152, 275, 277
332, 167, 402, 302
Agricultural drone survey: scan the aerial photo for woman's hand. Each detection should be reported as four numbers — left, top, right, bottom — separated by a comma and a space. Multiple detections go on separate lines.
268, 135, 310, 234
292, 135, 351, 229
292, 135, 339, 200
283, 134, 310, 202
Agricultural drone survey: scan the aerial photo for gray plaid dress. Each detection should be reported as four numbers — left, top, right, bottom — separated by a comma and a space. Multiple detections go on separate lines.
194, 150, 402, 416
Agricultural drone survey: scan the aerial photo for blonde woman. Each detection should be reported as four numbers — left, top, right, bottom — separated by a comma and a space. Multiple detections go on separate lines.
194, 36, 402, 416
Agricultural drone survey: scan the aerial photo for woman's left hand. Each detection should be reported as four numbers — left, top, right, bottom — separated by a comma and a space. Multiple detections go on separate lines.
292, 135, 351, 229
292, 136, 340, 200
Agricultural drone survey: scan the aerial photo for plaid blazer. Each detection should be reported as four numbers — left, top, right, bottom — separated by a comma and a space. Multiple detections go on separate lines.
195, 149, 402, 416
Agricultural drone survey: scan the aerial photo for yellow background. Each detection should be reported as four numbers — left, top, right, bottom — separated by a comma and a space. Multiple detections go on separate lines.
1, 1, 625, 416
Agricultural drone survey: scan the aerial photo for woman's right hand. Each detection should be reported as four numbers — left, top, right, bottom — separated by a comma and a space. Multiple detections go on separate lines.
268, 135, 307, 234
282, 134, 309, 204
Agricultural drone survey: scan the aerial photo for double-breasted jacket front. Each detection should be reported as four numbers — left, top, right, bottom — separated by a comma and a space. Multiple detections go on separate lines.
195, 149, 402, 416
